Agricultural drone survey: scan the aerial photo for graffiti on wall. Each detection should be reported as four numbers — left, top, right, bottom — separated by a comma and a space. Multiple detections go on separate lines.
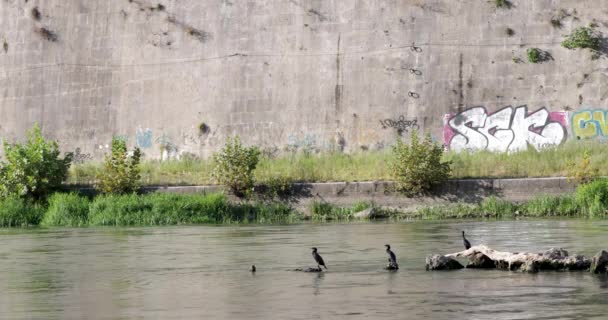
72, 147, 92, 164
379, 116, 419, 135
444, 106, 567, 152
136, 127, 153, 149
571, 110, 608, 139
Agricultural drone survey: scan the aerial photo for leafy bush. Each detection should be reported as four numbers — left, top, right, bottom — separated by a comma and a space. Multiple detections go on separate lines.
42, 193, 90, 226
561, 26, 601, 50
96, 138, 142, 194
574, 179, 608, 217
0, 196, 43, 227
390, 131, 451, 196
212, 136, 260, 197
567, 149, 598, 184
527, 48, 542, 63
0, 124, 73, 200
261, 175, 294, 200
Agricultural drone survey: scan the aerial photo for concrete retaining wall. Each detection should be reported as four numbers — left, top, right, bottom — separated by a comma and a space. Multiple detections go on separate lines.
1, 1, 607, 160
105, 177, 577, 210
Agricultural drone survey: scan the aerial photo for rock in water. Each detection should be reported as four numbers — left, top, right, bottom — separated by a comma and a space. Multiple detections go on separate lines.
293, 267, 323, 273
466, 252, 495, 269
354, 208, 375, 219
543, 248, 568, 259
384, 262, 399, 270
591, 250, 608, 274
425, 254, 464, 271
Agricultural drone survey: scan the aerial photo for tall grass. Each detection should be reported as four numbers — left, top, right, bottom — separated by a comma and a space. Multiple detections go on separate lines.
67, 141, 608, 185
310, 201, 372, 221
0, 196, 43, 227
42, 193, 90, 226
87, 193, 298, 226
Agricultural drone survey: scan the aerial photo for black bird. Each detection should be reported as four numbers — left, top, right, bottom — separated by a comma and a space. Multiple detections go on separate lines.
311, 247, 327, 270
250, 265, 256, 273
462, 231, 471, 250
385, 244, 397, 265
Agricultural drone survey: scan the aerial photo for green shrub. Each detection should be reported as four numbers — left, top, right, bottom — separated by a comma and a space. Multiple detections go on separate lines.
567, 149, 598, 184
390, 131, 451, 197
96, 138, 142, 194
212, 136, 260, 197
527, 48, 542, 63
0, 124, 72, 200
574, 179, 608, 217
42, 193, 90, 226
561, 26, 601, 50
0, 196, 43, 227
261, 175, 294, 199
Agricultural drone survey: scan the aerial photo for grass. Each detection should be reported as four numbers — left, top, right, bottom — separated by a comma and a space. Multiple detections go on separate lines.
406, 179, 608, 220
310, 201, 372, 221
0, 196, 43, 227
67, 141, 608, 186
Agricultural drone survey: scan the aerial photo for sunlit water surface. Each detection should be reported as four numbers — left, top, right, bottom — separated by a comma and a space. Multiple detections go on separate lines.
0, 220, 607, 319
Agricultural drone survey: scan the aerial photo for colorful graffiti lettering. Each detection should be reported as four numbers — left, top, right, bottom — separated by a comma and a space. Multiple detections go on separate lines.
136, 127, 153, 149
571, 110, 608, 139
444, 106, 567, 152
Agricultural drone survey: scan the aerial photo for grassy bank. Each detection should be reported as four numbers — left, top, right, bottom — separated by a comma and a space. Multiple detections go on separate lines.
406, 179, 608, 220
2, 193, 300, 227
67, 141, 608, 185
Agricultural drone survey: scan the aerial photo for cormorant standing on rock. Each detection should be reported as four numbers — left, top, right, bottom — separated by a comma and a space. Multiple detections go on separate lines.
311, 247, 327, 270
462, 231, 471, 250
385, 244, 398, 269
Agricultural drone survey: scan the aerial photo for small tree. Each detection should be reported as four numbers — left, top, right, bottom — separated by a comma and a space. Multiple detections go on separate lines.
0, 124, 72, 200
96, 138, 142, 194
212, 136, 260, 197
390, 130, 451, 197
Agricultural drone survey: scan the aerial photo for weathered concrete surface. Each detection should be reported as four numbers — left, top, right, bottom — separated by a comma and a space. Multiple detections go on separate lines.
72, 177, 577, 209
1, 1, 607, 160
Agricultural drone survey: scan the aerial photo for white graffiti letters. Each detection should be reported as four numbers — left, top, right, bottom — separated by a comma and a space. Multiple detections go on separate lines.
448, 106, 566, 152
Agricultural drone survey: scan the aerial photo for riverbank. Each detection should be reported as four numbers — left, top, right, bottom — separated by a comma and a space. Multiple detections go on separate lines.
67, 141, 608, 185
1, 178, 606, 227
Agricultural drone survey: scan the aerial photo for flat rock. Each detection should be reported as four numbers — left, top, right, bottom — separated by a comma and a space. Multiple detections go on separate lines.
384, 262, 399, 270
293, 267, 323, 273
426, 254, 464, 271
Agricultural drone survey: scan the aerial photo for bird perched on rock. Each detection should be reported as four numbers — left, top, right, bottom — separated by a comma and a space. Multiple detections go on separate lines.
385, 244, 398, 269
311, 247, 327, 270
462, 231, 471, 250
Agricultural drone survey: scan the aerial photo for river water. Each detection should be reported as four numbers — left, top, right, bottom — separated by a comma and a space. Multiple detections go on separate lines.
0, 220, 606, 319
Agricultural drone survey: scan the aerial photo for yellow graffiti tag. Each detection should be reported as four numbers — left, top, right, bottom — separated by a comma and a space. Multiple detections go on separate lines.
572, 110, 608, 139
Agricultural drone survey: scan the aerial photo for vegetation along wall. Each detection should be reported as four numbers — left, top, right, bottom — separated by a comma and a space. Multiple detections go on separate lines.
0, 0, 607, 160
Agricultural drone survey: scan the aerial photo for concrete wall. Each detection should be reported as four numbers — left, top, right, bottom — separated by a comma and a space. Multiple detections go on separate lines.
123, 177, 576, 211
1, 0, 607, 160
